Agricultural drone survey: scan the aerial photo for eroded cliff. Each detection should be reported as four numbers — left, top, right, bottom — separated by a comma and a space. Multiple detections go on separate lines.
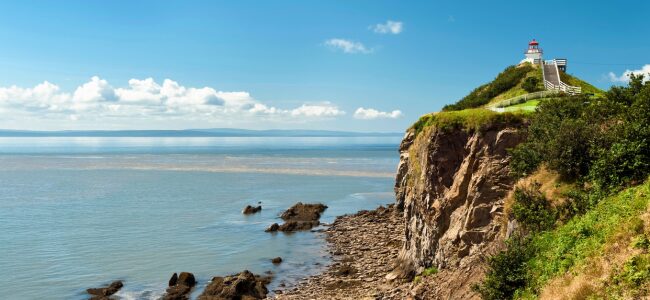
392, 121, 526, 298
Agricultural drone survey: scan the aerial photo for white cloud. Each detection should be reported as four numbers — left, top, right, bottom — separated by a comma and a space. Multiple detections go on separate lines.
73, 76, 116, 102
0, 77, 349, 129
325, 38, 372, 54
353, 107, 402, 120
372, 20, 403, 34
290, 103, 345, 117
608, 64, 650, 83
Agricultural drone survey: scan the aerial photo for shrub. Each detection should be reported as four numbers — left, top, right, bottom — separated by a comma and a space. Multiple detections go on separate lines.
508, 144, 542, 179
522, 76, 541, 93
511, 184, 556, 232
472, 236, 531, 300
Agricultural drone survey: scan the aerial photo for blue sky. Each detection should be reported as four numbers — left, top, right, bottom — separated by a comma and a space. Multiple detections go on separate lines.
0, 0, 647, 131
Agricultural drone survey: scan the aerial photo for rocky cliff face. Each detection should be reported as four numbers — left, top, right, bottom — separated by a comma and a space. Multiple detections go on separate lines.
393, 124, 525, 284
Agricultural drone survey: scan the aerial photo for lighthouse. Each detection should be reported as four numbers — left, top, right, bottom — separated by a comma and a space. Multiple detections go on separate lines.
523, 39, 543, 64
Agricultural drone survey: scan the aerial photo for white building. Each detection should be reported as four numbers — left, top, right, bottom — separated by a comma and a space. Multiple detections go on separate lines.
521, 39, 543, 64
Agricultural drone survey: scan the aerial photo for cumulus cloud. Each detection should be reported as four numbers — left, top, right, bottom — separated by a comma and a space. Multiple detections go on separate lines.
290, 103, 345, 117
372, 20, 403, 34
325, 39, 372, 54
608, 64, 650, 83
0, 77, 348, 128
73, 76, 116, 102
353, 107, 402, 120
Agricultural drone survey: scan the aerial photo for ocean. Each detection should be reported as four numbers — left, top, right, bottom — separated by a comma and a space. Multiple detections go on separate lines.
0, 136, 401, 299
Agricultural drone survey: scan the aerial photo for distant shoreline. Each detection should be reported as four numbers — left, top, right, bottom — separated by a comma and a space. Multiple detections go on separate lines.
0, 128, 403, 138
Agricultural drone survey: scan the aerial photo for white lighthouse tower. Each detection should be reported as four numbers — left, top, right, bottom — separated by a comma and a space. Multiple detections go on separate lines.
522, 39, 543, 64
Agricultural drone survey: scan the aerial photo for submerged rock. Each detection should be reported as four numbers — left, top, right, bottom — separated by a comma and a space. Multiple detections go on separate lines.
266, 202, 328, 232
86, 280, 123, 300
163, 272, 196, 300
198, 270, 270, 300
271, 257, 283, 264
242, 205, 262, 214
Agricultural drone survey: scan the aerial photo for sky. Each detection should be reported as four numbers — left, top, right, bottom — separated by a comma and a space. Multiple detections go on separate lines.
0, 0, 648, 132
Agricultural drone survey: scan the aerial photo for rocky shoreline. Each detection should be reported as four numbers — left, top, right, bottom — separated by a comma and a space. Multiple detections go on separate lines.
275, 204, 411, 300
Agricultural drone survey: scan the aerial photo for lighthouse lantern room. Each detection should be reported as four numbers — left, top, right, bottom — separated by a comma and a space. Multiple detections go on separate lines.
523, 39, 543, 64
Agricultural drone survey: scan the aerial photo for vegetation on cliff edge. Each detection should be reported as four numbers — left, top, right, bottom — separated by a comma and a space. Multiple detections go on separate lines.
474, 74, 650, 299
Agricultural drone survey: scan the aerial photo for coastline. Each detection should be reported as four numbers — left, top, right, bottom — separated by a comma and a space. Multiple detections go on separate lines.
274, 204, 409, 299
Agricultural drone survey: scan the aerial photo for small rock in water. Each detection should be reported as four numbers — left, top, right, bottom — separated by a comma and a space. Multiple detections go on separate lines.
264, 202, 327, 232
242, 205, 262, 214
265, 223, 280, 232
272, 257, 283, 264
86, 280, 123, 299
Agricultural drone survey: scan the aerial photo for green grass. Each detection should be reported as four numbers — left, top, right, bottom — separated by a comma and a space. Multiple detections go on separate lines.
443, 64, 535, 111
413, 266, 439, 284
500, 99, 541, 112
410, 108, 528, 136
489, 67, 544, 104
516, 180, 650, 297
560, 72, 605, 97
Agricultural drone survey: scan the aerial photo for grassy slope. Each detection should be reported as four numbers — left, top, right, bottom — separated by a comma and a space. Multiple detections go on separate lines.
442, 62, 603, 112
515, 180, 650, 299
489, 67, 544, 104
559, 72, 605, 97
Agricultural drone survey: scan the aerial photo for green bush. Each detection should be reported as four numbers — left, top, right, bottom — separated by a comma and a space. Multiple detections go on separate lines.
511, 184, 556, 232
522, 76, 541, 93
443, 64, 534, 111
508, 144, 542, 179
472, 236, 531, 300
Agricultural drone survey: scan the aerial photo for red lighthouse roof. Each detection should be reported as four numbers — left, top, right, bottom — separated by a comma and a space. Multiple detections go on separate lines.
529, 39, 539, 45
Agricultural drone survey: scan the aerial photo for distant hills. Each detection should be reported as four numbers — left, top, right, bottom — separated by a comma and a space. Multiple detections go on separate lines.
0, 128, 403, 137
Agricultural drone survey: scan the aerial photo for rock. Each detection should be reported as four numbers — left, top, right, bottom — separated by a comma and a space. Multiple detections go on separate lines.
280, 202, 327, 222
87, 280, 123, 299
272, 257, 283, 264
242, 205, 262, 214
162, 272, 196, 300
266, 202, 327, 233
197, 270, 270, 300
177, 272, 196, 287
168, 272, 178, 286
265, 223, 280, 232
393, 126, 526, 298
335, 264, 356, 276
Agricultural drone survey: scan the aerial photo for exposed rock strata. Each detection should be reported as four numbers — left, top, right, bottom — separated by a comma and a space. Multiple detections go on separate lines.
392, 125, 526, 297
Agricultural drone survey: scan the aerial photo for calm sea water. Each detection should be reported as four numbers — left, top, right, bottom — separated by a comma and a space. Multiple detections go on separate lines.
0, 136, 401, 299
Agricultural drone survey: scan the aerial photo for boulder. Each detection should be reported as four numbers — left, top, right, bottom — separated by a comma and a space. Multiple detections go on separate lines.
87, 280, 123, 300
271, 257, 282, 264
265, 202, 327, 232
197, 270, 270, 300
242, 205, 262, 215
280, 202, 327, 222
163, 272, 196, 300
168, 272, 178, 286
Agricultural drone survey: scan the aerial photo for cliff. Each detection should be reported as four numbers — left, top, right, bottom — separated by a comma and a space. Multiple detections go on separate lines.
391, 120, 526, 298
